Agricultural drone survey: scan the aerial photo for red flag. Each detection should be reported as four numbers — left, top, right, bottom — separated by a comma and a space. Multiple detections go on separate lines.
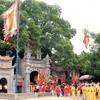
1, 0, 18, 41
83, 31, 89, 48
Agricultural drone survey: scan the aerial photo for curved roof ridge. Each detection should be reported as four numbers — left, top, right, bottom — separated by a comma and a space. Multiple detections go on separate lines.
0, 66, 15, 69
0, 56, 14, 61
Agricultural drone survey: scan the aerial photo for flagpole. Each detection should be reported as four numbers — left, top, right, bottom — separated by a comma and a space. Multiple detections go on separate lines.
15, 0, 20, 93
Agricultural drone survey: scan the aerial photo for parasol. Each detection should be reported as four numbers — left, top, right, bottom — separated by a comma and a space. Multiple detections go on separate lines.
77, 83, 85, 90
79, 75, 94, 81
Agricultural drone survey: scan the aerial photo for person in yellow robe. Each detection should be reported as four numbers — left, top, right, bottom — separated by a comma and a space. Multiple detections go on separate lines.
82, 84, 86, 99
90, 84, 93, 100
71, 84, 76, 98
97, 84, 100, 100
86, 84, 91, 100
77, 84, 80, 98
90, 84, 96, 100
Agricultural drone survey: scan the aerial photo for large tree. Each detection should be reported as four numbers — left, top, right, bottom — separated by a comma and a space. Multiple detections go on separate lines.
77, 33, 100, 76
89, 33, 100, 76
21, 0, 76, 58
0, 0, 76, 59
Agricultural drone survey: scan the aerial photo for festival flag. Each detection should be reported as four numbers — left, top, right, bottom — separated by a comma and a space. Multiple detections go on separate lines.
72, 72, 76, 83
61, 75, 65, 83
1, 0, 18, 41
38, 70, 42, 81
83, 30, 89, 48
37, 69, 39, 81
75, 72, 79, 83
43, 69, 48, 82
77, 72, 80, 78
42, 73, 44, 79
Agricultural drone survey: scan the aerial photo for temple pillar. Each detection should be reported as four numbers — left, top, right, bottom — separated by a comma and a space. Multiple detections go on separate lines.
24, 66, 30, 93
25, 73, 30, 93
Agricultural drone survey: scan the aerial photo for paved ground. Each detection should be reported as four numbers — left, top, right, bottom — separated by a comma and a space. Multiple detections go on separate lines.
24, 96, 83, 100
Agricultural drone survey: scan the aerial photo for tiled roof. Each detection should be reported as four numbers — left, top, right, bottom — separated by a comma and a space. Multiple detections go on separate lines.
0, 56, 13, 61
0, 66, 15, 69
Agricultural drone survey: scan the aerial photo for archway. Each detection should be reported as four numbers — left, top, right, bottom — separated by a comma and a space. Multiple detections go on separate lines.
58, 79, 61, 85
0, 78, 7, 93
30, 71, 38, 85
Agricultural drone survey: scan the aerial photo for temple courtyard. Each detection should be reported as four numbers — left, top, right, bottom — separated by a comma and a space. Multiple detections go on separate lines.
23, 97, 83, 100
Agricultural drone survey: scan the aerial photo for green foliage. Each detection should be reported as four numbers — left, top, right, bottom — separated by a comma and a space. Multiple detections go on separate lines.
0, 0, 77, 72
78, 51, 91, 73
52, 38, 75, 69
89, 33, 100, 76
79, 33, 100, 76
0, 43, 9, 56
95, 34, 100, 45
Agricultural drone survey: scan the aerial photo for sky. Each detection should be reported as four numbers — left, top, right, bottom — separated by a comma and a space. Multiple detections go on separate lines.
37, 0, 100, 54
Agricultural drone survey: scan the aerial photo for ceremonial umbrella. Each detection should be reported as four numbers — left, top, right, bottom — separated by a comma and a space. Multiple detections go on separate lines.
77, 83, 85, 90
79, 75, 94, 81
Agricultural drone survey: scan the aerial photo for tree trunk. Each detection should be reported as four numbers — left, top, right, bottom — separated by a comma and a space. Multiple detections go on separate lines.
66, 69, 70, 84
67, 69, 70, 85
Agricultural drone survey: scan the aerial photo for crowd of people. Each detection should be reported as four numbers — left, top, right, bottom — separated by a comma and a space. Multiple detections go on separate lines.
81, 83, 100, 100
31, 82, 100, 100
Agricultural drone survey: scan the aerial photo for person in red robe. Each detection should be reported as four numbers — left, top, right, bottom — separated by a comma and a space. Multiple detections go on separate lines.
55, 84, 61, 97
69, 84, 72, 96
51, 85, 55, 91
50, 84, 55, 96
64, 84, 69, 96
45, 84, 49, 92
42, 84, 45, 92
34, 84, 37, 92
39, 84, 43, 92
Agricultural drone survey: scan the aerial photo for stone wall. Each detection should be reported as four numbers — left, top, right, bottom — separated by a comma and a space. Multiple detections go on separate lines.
0, 69, 15, 93
0, 92, 52, 100
19, 54, 51, 93
0, 93, 15, 100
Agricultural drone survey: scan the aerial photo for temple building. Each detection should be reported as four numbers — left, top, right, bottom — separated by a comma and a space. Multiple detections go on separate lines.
0, 53, 67, 93
50, 61, 66, 83
0, 53, 50, 93
19, 52, 50, 93
0, 41, 67, 93
18, 40, 50, 93
0, 56, 15, 93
